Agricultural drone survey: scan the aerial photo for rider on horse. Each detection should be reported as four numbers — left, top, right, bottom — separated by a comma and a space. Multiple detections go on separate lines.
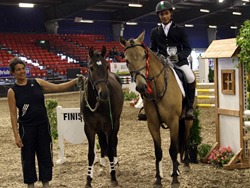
150, 1, 196, 119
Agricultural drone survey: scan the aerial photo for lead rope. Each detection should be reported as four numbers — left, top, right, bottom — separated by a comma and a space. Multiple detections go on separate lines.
84, 79, 100, 112
77, 74, 84, 122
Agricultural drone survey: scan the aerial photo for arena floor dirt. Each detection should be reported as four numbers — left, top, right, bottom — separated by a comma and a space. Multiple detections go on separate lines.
0, 89, 250, 188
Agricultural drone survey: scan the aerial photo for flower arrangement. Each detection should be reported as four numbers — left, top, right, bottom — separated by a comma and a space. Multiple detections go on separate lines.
208, 146, 234, 167
197, 143, 212, 159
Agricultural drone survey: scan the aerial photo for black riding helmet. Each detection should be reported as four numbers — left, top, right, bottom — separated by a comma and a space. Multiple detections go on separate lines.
155, 1, 173, 14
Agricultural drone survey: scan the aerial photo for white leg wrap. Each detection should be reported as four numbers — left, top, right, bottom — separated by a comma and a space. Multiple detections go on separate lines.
87, 165, 94, 178
159, 161, 163, 178
109, 162, 115, 173
100, 157, 106, 167
114, 157, 118, 165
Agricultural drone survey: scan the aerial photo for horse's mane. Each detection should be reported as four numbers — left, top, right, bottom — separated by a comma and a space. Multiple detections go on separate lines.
150, 49, 174, 68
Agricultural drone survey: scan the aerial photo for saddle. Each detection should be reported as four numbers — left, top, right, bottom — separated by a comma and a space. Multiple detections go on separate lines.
173, 66, 188, 98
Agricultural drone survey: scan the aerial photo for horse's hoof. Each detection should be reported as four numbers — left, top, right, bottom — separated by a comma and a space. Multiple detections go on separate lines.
85, 184, 92, 188
153, 184, 162, 188
109, 180, 118, 187
171, 183, 180, 188
182, 165, 191, 172
153, 178, 162, 188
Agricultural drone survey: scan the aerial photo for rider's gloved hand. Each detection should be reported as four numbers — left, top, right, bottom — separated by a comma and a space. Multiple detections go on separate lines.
169, 54, 179, 63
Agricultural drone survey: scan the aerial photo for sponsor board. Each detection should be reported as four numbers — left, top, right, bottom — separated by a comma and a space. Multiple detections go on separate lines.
0, 66, 31, 78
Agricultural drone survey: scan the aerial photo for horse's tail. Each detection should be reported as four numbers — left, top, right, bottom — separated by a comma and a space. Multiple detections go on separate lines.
178, 118, 186, 162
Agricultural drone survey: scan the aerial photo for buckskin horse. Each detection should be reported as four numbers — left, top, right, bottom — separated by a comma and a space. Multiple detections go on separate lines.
81, 46, 124, 187
120, 31, 196, 188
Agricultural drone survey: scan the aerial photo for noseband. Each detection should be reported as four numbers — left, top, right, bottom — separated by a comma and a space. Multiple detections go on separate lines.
88, 71, 109, 91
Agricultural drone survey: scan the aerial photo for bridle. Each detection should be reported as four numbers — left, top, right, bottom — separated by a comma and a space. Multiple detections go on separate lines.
124, 41, 168, 99
84, 71, 109, 112
124, 42, 149, 84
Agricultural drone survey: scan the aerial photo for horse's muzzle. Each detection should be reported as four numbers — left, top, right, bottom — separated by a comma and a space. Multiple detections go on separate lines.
98, 90, 109, 101
136, 84, 148, 94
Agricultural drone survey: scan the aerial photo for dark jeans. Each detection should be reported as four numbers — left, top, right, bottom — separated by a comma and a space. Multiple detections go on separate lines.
19, 123, 53, 184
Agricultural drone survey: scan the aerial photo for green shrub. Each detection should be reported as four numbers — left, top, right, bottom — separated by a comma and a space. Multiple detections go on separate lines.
123, 89, 139, 101
208, 66, 214, 82
198, 143, 212, 159
236, 20, 250, 72
189, 106, 202, 147
45, 99, 58, 140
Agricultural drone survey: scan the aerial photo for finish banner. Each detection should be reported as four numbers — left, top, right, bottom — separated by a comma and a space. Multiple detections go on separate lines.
0, 66, 31, 78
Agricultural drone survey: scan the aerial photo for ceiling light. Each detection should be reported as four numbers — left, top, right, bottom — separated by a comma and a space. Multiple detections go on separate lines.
200, 9, 210, 13
242, 0, 249, 2
126, 22, 138, 25
232, 11, 242, 15
128, 3, 143, 7
80, 20, 94, 23
19, 3, 34, 8
219, 0, 224, 2
230, 26, 238, 29
209, 25, 217, 29
185, 24, 194, 27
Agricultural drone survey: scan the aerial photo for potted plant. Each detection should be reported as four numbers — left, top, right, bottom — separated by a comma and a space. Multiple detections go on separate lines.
197, 143, 212, 161
208, 66, 214, 83
208, 146, 235, 167
188, 106, 202, 163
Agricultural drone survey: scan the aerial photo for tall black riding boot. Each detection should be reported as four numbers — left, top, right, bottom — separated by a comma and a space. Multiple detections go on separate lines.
186, 81, 196, 120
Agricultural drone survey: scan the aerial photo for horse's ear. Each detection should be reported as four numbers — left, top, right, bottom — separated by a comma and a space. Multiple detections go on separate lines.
89, 46, 94, 58
101, 46, 107, 57
137, 31, 145, 43
120, 36, 127, 47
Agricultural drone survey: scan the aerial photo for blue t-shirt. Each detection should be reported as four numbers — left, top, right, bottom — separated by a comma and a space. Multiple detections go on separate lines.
12, 78, 49, 126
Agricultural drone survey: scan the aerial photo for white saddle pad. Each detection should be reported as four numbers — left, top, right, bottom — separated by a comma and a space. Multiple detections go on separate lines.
170, 67, 186, 98
170, 67, 198, 98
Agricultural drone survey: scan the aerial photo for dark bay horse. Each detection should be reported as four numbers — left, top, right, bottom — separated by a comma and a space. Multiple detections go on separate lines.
81, 46, 124, 187
120, 31, 196, 188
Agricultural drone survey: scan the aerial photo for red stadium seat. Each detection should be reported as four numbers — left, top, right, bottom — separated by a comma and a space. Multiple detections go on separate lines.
31, 71, 36, 77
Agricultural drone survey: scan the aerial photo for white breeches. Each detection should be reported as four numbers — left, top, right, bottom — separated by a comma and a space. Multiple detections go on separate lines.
175, 64, 195, 83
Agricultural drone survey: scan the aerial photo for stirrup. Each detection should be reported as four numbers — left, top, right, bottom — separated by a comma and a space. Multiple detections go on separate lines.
185, 108, 196, 120
138, 107, 147, 121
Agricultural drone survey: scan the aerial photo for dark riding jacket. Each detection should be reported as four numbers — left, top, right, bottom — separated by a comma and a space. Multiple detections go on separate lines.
150, 23, 191, 67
